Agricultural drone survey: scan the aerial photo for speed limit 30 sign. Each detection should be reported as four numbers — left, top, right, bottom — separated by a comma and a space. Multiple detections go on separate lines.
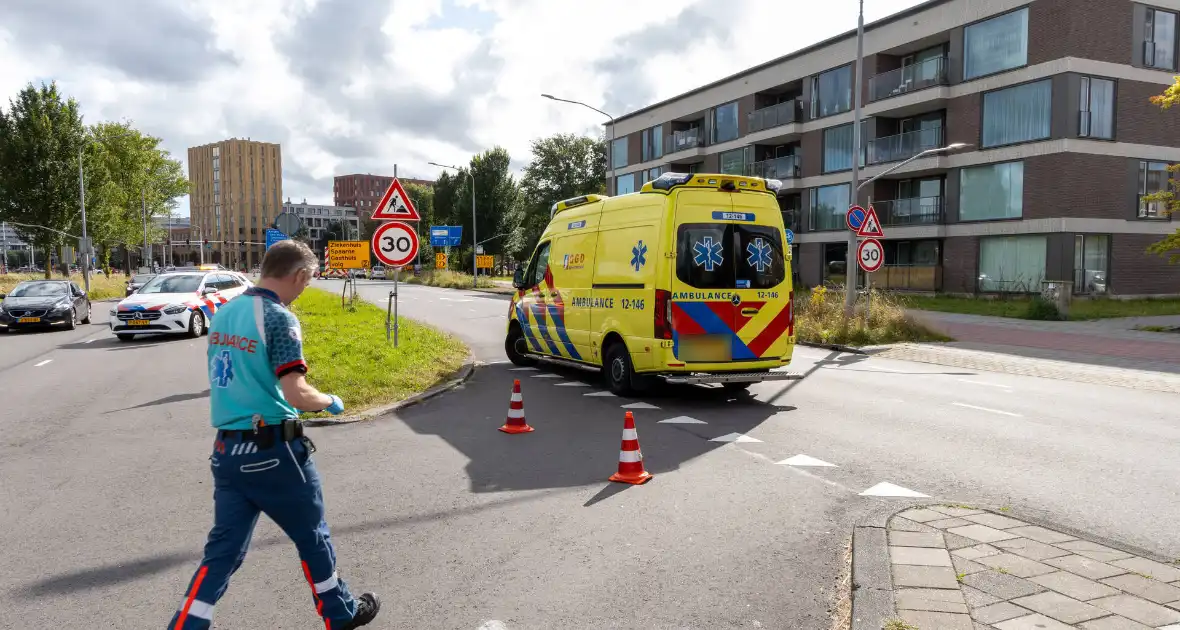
371, 221, 419, 268
857, 238, 884, 273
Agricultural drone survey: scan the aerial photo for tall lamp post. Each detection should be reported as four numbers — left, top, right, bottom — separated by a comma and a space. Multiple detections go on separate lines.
428, 161, 477, 287
78, 129, 135, 292
541, 94, 617, 191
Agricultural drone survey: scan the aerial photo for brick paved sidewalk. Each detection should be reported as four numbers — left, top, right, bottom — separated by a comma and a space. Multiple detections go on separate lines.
882, 506, 1180, 629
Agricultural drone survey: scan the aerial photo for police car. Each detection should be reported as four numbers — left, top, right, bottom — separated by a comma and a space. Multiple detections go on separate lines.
109, 270, 252, 341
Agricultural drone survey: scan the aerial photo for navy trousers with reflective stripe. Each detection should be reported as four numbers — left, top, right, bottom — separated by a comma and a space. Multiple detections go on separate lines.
167, 435, 358, 629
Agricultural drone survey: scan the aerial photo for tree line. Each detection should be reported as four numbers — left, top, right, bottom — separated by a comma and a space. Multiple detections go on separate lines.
0, 82, 188, 276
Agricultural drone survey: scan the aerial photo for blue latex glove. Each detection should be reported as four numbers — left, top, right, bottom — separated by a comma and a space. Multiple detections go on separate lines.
323, 394, 345, 415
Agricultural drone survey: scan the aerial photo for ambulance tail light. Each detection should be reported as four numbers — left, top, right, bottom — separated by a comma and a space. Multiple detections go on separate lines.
788, 290, 795, 337
654, 289, 673, 340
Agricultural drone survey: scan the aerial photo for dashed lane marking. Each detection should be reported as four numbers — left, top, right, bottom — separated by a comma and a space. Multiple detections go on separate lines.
555, 382, 590, 387
777, 454, 837, 467
951, 402, 1023, 418
34, 360, 52, 367
584, 391, 616, 397
659, 416, 707, 424
531, 374, 563, 379
510, 367, 538, 372
620, 402, 660, 410
859, 482, 929, 498
477, 621, 509, 630
709, 433, 762, 443
83, 339, 96, 344
958, 379, 1015, 391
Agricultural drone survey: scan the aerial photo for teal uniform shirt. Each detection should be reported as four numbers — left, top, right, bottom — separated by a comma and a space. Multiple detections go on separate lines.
207, 287, 306, 430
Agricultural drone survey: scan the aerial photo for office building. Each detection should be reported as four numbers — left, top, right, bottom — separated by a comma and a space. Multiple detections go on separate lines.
607, 0, 1180, 296
187, 138, 283, 270
281, 199, 362, 255
334, 173, 434, 212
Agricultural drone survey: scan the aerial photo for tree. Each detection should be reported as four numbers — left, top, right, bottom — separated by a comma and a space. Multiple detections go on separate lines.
506, 133, 606, 259
457, 147, 518, 258
323, 220, 345, 243
0, 82, 88, 278
1146, 77, 1180, 263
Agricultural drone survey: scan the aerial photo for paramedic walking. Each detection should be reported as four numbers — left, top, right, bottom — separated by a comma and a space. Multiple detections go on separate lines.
168, 240, 380, 630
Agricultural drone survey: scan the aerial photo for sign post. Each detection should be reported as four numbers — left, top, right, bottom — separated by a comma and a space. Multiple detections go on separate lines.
372, 179, 422, 346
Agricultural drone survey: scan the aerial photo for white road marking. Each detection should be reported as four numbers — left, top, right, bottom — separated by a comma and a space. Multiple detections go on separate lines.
659, 416, 707, 424
555, 382, 590, 387
477, 621, 509, 630
709, 432, 762, 443
952, 402, 1023, 417
469, 308, 478, 313
860, 482, 929, 498
439, 297, 473, 302
510, 367, 538, 372
83, 338, 96, 344
620, 402, 660, 410
34, 360, 52, 367
783, 465, 858, 492
584, 391, 616, 397
958, 379, 1014, 390
777, 454, 837, 467
531, 374, 562, 379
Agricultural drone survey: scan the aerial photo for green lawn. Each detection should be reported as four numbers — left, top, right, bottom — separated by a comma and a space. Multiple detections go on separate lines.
1, 272, 128, 301
901, 295, 1180, 321
291, 287, 469, 416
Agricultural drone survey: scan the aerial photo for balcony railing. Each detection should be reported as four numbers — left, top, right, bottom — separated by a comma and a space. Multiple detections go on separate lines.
868, 56, 949, 102
747, 100, 801, 133
745, 156, 800, 180
873, 197, 943, 226
665, 128, 705, 154
867, 126, 944, 165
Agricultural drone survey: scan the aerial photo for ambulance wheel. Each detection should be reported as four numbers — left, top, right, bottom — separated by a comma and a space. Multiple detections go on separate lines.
188, 311, 206, 338
604, 341, 636, 396
504, 323, 536, 366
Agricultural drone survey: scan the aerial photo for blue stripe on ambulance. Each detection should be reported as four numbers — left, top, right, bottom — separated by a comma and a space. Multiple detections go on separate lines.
515, 302, 541, 352
543, 304, 582, 360
528, 304, 562, 355
672, 301, 758, 360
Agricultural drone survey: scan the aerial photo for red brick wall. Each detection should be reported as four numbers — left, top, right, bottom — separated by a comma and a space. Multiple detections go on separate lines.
800, 130, 823, 178
1117, 80, 1180, 146
1111, 233, 1180, 295
944, 93, 980, 148
1028, 0, 1133, 66
942, 236, 979, 294
1023, 154, 1130, 220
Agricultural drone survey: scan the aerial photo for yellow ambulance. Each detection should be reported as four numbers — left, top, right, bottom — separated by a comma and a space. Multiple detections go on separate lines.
506, 172, 799, 395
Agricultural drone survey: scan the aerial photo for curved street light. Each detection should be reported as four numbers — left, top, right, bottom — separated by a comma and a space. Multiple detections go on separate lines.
428, 161, 478, 287
541, 94, 617, 189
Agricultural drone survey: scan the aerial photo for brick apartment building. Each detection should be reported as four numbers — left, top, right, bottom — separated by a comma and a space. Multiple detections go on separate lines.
188, 138, 283, 270
606, 0, 1180, 296
333, 173, 435, 212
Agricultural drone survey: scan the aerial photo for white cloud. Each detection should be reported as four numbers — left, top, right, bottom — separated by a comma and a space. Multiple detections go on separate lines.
0, 0, 926, 217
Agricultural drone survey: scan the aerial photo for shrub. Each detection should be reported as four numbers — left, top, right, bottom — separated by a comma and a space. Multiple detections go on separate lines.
1023, 296, 1064, 321
795, 286, 947, 346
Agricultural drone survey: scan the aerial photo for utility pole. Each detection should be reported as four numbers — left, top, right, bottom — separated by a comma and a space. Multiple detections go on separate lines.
78, 146, 90, 291
142, 187, 150, 269
843, 0, 867, 317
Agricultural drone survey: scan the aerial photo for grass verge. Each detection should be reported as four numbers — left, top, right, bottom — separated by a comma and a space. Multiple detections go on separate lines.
902, 294, 1180, 321
403, 269, 497, 290
797, 286, 949, 346
291, 287, 469, 416
1, 272, 128, 301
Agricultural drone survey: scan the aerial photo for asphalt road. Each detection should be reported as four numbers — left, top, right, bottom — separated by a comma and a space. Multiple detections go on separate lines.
1, 281, 1177, 629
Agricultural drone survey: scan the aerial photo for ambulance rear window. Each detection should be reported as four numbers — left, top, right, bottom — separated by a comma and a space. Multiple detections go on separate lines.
676, 224, 785, 290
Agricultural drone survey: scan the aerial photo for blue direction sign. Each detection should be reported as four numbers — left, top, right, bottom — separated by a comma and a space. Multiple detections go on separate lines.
265, 228, 289, 250
846, 205, 867, 232
429, 226, 462, 247
784, 228, 795, 245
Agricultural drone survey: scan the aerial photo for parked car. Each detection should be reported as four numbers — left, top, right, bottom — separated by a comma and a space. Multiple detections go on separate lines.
126, 273, 156, 296
0, 280, 92, 332
370, 266, 386, 280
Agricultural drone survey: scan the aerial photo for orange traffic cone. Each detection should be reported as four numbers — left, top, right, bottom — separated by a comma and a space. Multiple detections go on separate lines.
499, 379, 535, 434
609, 411, 652, 485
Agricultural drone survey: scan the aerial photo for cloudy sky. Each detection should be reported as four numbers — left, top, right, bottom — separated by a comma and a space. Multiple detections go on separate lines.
0, 0, 926, 217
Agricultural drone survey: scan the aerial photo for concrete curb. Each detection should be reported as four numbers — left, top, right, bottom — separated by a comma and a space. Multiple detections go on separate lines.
798, 340, 869, 355
304, 354, 477, 427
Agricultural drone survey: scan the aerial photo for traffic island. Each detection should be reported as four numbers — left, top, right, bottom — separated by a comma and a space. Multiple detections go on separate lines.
290, 287, 470, 423
796, 287, 949, 351
853, 504, 1180, 629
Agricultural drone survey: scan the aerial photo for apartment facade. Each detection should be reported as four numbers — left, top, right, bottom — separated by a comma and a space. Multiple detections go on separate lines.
187, 138, 283, 270
281, 199, 362, 255
607, 0, 1180, 296
334, 173, 434, 212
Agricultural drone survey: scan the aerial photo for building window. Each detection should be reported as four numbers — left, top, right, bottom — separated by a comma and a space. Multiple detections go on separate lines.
982, 80, 1051, 148
1139, 160, 1172, 218
1144, 7, 1178, 70
822, 123, 865, 173
979, 235, 1046, 293
611, 137, 628, 169
959, 161, 1024, 221
719, 149, 745, 175
648, 166, 662, 181
964, 8, 1029, 79
809, 184, 850, 231
1079, 77, 1115, 139
712, 102, 739, 144
810, 65, 852, 118
1073, 234, 1109, 294
615, 173, 636, 195
642, 125, 664, 161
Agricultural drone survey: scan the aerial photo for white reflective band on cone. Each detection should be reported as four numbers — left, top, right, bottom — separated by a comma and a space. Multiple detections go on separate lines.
621, 429, 638, 441
186, 600, 215, 620
618, 450, 642, 463
510, 393, 522, 402
507, 409, 524, 418
314, 573, 339, 593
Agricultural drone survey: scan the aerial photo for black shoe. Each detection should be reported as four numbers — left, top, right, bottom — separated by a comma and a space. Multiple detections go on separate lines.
338, 592, 381, 630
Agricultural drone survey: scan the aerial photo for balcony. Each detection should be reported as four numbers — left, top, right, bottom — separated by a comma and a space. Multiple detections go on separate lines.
745, 156, 800, 180
867, 127, 943, 165
747, 100, 800, 134
874, 197, 943, 226
868, 56, 949, 102
665, 128, 705, 154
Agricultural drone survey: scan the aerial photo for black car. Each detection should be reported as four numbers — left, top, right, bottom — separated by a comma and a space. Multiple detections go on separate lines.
0, 280, 92, 332
126, 273, 156, 296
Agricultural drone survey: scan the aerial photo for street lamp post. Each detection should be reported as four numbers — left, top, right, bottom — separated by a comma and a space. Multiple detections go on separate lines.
843, 0, 868, 316
429, 161, 477, 287
541, 94, 617, 191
